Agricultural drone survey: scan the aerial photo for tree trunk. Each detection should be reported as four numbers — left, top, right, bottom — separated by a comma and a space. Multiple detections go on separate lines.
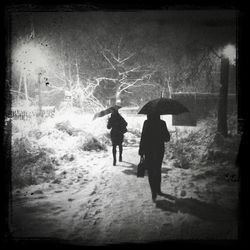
18, 71, 23, 102
38, 72, 42, 116
166, 77, 172, 98
161, 88, 165, 98
114, 80, 122, 105
76, 59, 80, 86
217, 57, 229, 137
115, 89, 121, 105
23, 73, 29, 103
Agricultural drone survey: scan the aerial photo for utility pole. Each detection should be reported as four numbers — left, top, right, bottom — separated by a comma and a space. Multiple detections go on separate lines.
218, 57, 230, 137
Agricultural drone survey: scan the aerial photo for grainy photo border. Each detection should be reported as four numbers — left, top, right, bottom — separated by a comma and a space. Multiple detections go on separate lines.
1, 0, 247, 248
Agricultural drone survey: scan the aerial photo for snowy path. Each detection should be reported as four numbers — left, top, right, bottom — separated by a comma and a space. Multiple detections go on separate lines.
11, 146, 238, 244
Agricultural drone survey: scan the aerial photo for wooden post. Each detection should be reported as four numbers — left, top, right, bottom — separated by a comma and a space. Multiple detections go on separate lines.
218, 57, 229, 137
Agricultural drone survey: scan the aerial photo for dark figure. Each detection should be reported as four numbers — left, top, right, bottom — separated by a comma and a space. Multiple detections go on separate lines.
139, 113, 170, 202
107, 109, 128, 166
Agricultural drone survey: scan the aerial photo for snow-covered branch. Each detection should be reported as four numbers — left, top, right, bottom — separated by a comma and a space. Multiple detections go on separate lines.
105, 49, 118, 62
118, 53, 135, 64
95, 77, 118, 84
44, 84, 65, 92
117, 35, 123, 61
119, 66, 141, 76
123, 89, 133, 94
47, 68, 70, 85
118, 73, 152, 94
129, 83, 155, 88
101, 51, 116, 70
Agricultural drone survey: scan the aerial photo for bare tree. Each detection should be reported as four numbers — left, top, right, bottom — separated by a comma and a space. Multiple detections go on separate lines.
94, 37, 156, 106
34, 35, 106, 112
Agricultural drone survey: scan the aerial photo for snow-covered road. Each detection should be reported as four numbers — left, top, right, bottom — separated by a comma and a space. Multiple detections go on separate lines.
11, 146, 238, 244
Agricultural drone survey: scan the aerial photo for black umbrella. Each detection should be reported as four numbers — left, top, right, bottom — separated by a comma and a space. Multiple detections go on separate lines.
138, 98, 189, 115
93, 105, 121, 120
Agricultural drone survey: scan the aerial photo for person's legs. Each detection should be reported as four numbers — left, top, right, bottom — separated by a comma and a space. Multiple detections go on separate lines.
147, 162, 158, 202
156, 167, 162, 194
118, 143, 123, 161
147, 168, 156, 201
147, 152, 164, 201
112, 145, 117, 166
156, 152, 164, 194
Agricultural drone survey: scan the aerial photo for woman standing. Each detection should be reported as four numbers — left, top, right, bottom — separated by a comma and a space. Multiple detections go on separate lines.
107, 109, 128, 166
139, 113, 170, 202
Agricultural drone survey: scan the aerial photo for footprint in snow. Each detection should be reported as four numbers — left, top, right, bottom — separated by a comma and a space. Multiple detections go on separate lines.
180, 190, 187, 197
90, 186, 97, 196
33, 195, 47, 200
31, 190, 44, 195
54, 190, 64, 193
51, 206, 63, 211
94, 209, 101, 215
53, 209, 66, 215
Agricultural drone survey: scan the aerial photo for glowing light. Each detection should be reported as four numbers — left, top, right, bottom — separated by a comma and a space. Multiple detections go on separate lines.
13, 41, 48, 76
222, 44, 236, 65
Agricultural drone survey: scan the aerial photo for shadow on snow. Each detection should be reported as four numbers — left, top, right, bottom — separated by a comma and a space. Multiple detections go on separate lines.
119, 161, 237, 226
120, 161, 171, 176
156, 197, 238, 224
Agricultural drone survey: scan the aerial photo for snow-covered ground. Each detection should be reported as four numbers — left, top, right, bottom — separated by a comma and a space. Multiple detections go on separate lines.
9, 111, 239, 244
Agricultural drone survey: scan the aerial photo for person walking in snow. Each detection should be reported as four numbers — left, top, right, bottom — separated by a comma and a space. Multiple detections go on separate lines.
107, 108, 128, 166
139, 113, 170, 202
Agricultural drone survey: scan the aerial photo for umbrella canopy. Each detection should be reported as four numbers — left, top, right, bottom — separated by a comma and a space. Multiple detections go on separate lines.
93, 105, 121, 120
138, 98, 189, 115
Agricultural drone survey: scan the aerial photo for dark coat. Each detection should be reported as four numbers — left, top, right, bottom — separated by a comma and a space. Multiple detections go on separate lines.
107, 113, 128, 145
139, 117, 170, 195
139, 119, 170, 158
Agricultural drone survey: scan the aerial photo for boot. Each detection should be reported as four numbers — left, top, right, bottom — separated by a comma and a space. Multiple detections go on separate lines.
113, 157, 116, 166
119, 155, 122, 162
152, 192, 157, 203
157, 188, 162, 195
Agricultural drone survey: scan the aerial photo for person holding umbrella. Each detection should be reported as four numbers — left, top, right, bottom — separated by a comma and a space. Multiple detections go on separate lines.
93, 105, 128, 165
107, 107, 128, 166
138, 98, 189, 202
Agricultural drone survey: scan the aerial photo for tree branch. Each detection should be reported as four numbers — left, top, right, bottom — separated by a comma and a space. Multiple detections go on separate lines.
10, 89, 35, 101
130, 83, 155, 88
124, 89, 133, 94
48, 68, 69, 84
119, 66, 141, 75
117, 35, 123, 61
118, 53, 135, 64
95, 77, 118, 83
210, 48, 222, 59
118, 73, 152, 94
101, 51, 116, 70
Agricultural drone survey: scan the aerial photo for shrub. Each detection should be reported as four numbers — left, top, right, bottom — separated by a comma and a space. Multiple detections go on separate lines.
78, 133, 107, 152
97, 132, 111, 146
165, 114, 241, 167
55, 120, 80, 136
11, 137, 56, 188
